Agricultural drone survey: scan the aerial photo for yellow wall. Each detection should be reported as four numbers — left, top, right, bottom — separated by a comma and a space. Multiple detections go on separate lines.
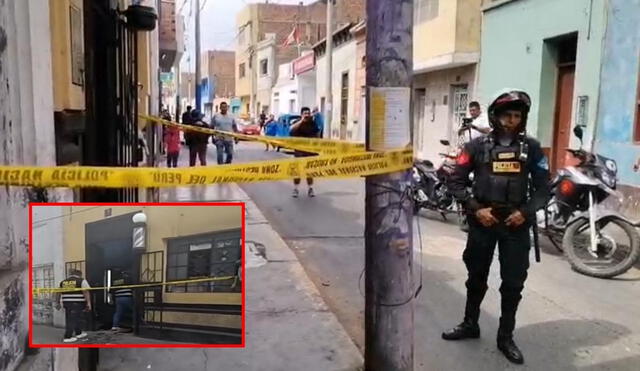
413, 0, 482, 65
235, 6, 254, 98
455, 0, 482, 53
62, 205, 242, 306
50, 0, 85, 111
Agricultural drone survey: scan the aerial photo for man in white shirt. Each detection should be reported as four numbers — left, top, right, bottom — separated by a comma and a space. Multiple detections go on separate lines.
458, 101, 492, 143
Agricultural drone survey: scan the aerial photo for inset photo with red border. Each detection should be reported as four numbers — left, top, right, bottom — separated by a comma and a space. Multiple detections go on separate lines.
28, 203, 245, 348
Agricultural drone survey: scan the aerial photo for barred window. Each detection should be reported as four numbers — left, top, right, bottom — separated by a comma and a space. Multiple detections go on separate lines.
166, 230, 241, 293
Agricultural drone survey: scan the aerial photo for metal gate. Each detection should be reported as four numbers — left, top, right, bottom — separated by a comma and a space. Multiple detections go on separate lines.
137, 251, 164, 333
82, 0, 142, 202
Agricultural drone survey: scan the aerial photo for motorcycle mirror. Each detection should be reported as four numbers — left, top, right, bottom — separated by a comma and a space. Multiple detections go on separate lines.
440, 139, 450, 146
573, 125, 584, 140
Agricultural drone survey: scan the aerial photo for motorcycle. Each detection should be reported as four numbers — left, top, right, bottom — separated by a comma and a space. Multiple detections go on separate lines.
412, 139, 460, 221
538, 125, 640, 278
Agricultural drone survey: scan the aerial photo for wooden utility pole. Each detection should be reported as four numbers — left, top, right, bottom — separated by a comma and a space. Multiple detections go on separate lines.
365, 0, 414, 370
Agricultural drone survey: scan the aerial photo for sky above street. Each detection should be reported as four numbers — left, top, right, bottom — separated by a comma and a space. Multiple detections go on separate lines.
180, 0, 317, 71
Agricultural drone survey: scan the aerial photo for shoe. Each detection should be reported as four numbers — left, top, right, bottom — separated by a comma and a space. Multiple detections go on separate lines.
292, 189, 299, 198
75, 332, 88, 339
497, 336, 524, 364
308, 188, 315, 197
63, 337, 78, 343
110, 327, 120, 331
441, 321, 480, 340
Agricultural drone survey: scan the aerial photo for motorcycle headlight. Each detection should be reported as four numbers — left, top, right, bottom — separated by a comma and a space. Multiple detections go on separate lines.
605, 159, 617, 173
600, 172, 615, 188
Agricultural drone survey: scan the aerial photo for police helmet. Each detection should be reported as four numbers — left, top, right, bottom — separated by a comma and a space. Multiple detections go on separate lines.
487, 89, 532, 132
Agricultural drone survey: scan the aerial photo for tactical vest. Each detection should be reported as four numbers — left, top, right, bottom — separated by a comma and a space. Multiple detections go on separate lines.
473, 137, 529, 207
113, 278, 133, 298
60, 277, 85, 303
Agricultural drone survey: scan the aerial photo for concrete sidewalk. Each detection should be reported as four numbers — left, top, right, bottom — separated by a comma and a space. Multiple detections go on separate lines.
96, 146, 363, 370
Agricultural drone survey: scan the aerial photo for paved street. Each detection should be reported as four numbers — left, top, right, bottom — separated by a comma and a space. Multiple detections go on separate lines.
229, 141, 640, 370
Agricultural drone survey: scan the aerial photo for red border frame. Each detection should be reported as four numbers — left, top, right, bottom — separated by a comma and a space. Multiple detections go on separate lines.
28, 202, 246, 348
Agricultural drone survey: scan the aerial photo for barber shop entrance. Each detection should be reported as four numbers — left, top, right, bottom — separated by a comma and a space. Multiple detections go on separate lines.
85, 212, 138, 331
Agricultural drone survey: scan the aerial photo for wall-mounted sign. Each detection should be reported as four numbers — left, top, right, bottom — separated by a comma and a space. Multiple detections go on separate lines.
69, 5, 84, 86
292, 53, 315, 75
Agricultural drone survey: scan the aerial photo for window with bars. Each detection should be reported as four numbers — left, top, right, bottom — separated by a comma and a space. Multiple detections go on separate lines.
33, 264, 55, 301
166, 230, 241, 293
451, 85, 469, 125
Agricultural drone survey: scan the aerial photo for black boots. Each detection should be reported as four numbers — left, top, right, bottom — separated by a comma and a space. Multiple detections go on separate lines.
441, 321, 480, 340
497, 335, 524, 364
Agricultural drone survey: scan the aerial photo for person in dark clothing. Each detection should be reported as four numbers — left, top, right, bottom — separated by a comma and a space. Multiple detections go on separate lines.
55, 269, 91, 343
110, 270, 134, 332
185, 109, 210, 166
289, 107, 320, 198
181, 105, 193, 125
442, 90, 550, 365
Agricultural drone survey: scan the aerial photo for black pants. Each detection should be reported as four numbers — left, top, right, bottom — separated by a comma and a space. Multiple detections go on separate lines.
166, 152, 179, 168
463, 218, 530, 337
189, 143, 207, 166
63, 302, 86, 338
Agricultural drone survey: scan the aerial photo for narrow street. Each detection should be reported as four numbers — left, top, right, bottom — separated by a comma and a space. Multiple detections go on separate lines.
229, 141, 640, 370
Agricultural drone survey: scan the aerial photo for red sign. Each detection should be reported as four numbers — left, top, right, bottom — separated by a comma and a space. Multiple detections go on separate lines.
292, 53, 315, 75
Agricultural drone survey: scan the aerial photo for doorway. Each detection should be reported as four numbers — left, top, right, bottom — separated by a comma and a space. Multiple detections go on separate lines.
550, 34, 578, 172
340, 72, 349, 140
85, 211, 139, 331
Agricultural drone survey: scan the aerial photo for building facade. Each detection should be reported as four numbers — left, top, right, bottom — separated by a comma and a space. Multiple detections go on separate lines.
478, 0, 607, 173
201, 50, 236, 115
591, 0, 640, 217
235, 0, 365, 119
412, 0, 483, 161
315, 23, 359, 140
60, 205, 243, 343
271, 54, 317, 116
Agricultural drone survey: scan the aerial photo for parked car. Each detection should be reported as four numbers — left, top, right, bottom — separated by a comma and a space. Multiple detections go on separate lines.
238, 122, 261, 136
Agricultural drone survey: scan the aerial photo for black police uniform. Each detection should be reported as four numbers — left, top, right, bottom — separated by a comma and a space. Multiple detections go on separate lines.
448, 133, 550, 338
59, 275, 88, 339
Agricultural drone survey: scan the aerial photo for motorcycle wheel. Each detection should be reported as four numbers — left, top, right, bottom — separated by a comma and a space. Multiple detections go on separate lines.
562, 218, 640, 278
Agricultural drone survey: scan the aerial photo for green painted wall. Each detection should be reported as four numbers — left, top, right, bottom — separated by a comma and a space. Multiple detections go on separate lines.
478, 0, 606, 147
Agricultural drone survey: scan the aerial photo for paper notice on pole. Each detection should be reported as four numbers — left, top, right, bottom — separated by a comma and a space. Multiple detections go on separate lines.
369, 87, 411, 151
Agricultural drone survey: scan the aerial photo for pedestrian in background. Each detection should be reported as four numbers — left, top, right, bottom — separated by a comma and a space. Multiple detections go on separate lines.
264, 114, 276, 151
186, 109, 210, 166
181, 105, 193, 125
55, 268, 91, 343
211, 102, 239, 164
312, 107, 324, 138
164, 122, 181, 168
289, 107, 320, 198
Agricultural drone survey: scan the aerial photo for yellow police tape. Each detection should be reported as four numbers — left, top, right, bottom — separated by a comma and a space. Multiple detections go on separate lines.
32, 275, 237, 295
0, 149, 413, 188
139, 114, 366, 155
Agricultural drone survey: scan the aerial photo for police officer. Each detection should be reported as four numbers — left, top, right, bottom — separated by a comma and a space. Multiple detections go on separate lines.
442, 90, 550, 364
55, 269, 91, 343
110, 270, 134, 332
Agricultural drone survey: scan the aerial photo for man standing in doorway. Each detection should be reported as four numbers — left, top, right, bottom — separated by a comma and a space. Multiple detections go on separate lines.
211, 102, 239, 164
290, 107, 320, 198
443, 90, 550, 364
55, 269, 91, 343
